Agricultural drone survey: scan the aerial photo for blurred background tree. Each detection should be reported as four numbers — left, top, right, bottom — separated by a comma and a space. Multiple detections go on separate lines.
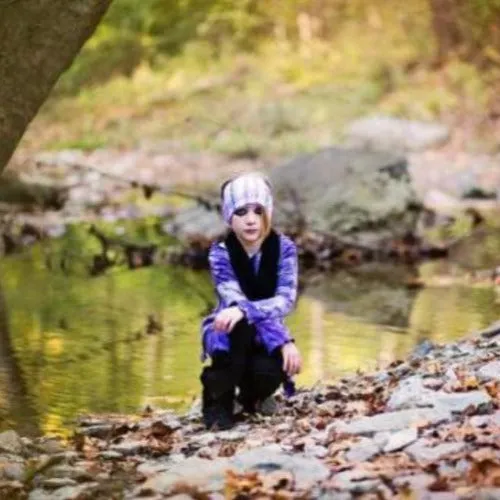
4, 0, 499, 162
60, 0, 500, 96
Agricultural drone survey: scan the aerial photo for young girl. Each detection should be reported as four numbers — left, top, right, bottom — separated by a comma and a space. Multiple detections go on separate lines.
200, 172, 302, 430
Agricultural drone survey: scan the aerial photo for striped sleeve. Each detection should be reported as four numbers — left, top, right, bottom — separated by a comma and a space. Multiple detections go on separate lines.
209, 243, 247, 306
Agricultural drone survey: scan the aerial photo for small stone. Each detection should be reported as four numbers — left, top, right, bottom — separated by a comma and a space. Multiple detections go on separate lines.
477, 361, 500, 381
275, 423, 292, 432
455, 458, 471, 475
216, 430, 245, 441
168, 453, 186, 464
136, 460, 170, 477
0, 431, 23, 455
383, 428, 418, 453
244, 439, 265, 449
373, 372, 390, 383
190, 432, 216, 447
478, 321, 500, 339
42, 477, 78, 489
473, 489, 500, 500
29, 483, 96, 500
304, 444, 328, 459
310, 430, 328, 445
393, 473, 435, 490
345, 438, 380, 462
137, 457, 230, 495
405, 440, 467, 463
386, 376, 430, 410
231, 446, 329, 490
317, 491, 352, 500
410, 340, 435, 359
109, 440, 145, 456
36, 438, 66, 455
45, 464, 93, 482
1, 462, 26, 481
330, 408, 450, 435
445, 368, 459, 382
52, 452, 79, 464
330, 468, 380, 492
387, 375, 492, 413
423, 377, 444, 390
197, 446, 216, 459
373, 432, 392, 448
434, 390, 492, 413
470, 411, 500, 428
98, 451, 122, 460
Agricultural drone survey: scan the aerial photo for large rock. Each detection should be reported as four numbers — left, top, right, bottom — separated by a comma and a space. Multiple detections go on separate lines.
0, 431, 23, 455
345, 116, 450, 152
137, 446, 330, 496
231, 446, 330, 490
405, 439, 467, 463
387, 375, 492, 413
137, 456, 230, 495
269, 147, 416, 245
476, 361, 500, 381
330, 408, 451, 435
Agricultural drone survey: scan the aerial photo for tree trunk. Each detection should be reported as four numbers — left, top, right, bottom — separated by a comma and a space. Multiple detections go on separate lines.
428, 0, 464, 64
0, 0, 113, 173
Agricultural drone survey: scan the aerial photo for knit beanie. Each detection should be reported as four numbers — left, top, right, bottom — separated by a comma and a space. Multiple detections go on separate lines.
221, 173, 273, 225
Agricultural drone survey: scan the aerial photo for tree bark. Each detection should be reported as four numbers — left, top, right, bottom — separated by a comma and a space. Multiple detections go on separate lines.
0, 0, 113, 172
428, 0, 464, 64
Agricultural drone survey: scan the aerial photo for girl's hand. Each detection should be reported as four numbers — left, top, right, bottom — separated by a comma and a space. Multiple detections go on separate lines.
281, 342, 301, 376
214, 307, 244, 333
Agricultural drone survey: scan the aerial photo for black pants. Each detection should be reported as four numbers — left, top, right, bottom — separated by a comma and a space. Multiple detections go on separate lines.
201, 319, 285, 415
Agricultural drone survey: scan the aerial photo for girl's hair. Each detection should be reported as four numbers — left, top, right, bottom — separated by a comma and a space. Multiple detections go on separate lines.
220, 178, 232, 200
260, 210, 272, 238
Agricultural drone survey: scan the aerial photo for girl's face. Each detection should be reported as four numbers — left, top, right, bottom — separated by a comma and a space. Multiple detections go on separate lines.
231, 203, 265, 246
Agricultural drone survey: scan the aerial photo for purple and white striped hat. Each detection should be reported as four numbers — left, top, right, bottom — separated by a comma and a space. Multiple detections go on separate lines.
221, 173, 273, 224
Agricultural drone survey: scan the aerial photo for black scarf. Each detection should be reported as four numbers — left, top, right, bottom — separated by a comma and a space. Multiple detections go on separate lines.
225, 230, 280, 300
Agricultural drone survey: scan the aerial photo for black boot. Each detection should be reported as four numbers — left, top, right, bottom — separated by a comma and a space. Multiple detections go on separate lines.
202, 388, 234, 430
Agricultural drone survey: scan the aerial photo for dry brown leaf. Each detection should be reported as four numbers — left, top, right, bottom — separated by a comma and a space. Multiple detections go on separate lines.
169, 481, 211, 500
260, 470, 294, 491
219, 442, 238, 457
484, 381, 500, 399
428, 475, 450, 491
296, 418, 312, 433
469, 447, 498, 462
468, 459, 500, 486
225, 469, 262, 497
150, 420, 173, 438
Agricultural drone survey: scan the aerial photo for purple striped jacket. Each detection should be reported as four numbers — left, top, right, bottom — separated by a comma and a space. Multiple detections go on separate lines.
201, 233, 298, 361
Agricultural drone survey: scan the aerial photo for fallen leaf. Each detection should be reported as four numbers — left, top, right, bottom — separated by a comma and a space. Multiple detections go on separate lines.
468, 459, 500, 486
260, 470, 294, 491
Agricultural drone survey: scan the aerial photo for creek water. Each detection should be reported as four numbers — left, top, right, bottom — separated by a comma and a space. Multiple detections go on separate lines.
1, 229, 500, 437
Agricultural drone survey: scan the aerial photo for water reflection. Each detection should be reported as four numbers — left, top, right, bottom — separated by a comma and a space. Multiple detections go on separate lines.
1, 247, 500, 436
0, 281, 39, 436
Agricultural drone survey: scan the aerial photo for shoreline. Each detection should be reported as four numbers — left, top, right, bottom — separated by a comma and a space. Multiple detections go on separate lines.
1, 323, 498, 499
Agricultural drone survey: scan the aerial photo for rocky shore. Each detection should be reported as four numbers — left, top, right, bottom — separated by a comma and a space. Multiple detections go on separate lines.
1, 324, 499, 500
